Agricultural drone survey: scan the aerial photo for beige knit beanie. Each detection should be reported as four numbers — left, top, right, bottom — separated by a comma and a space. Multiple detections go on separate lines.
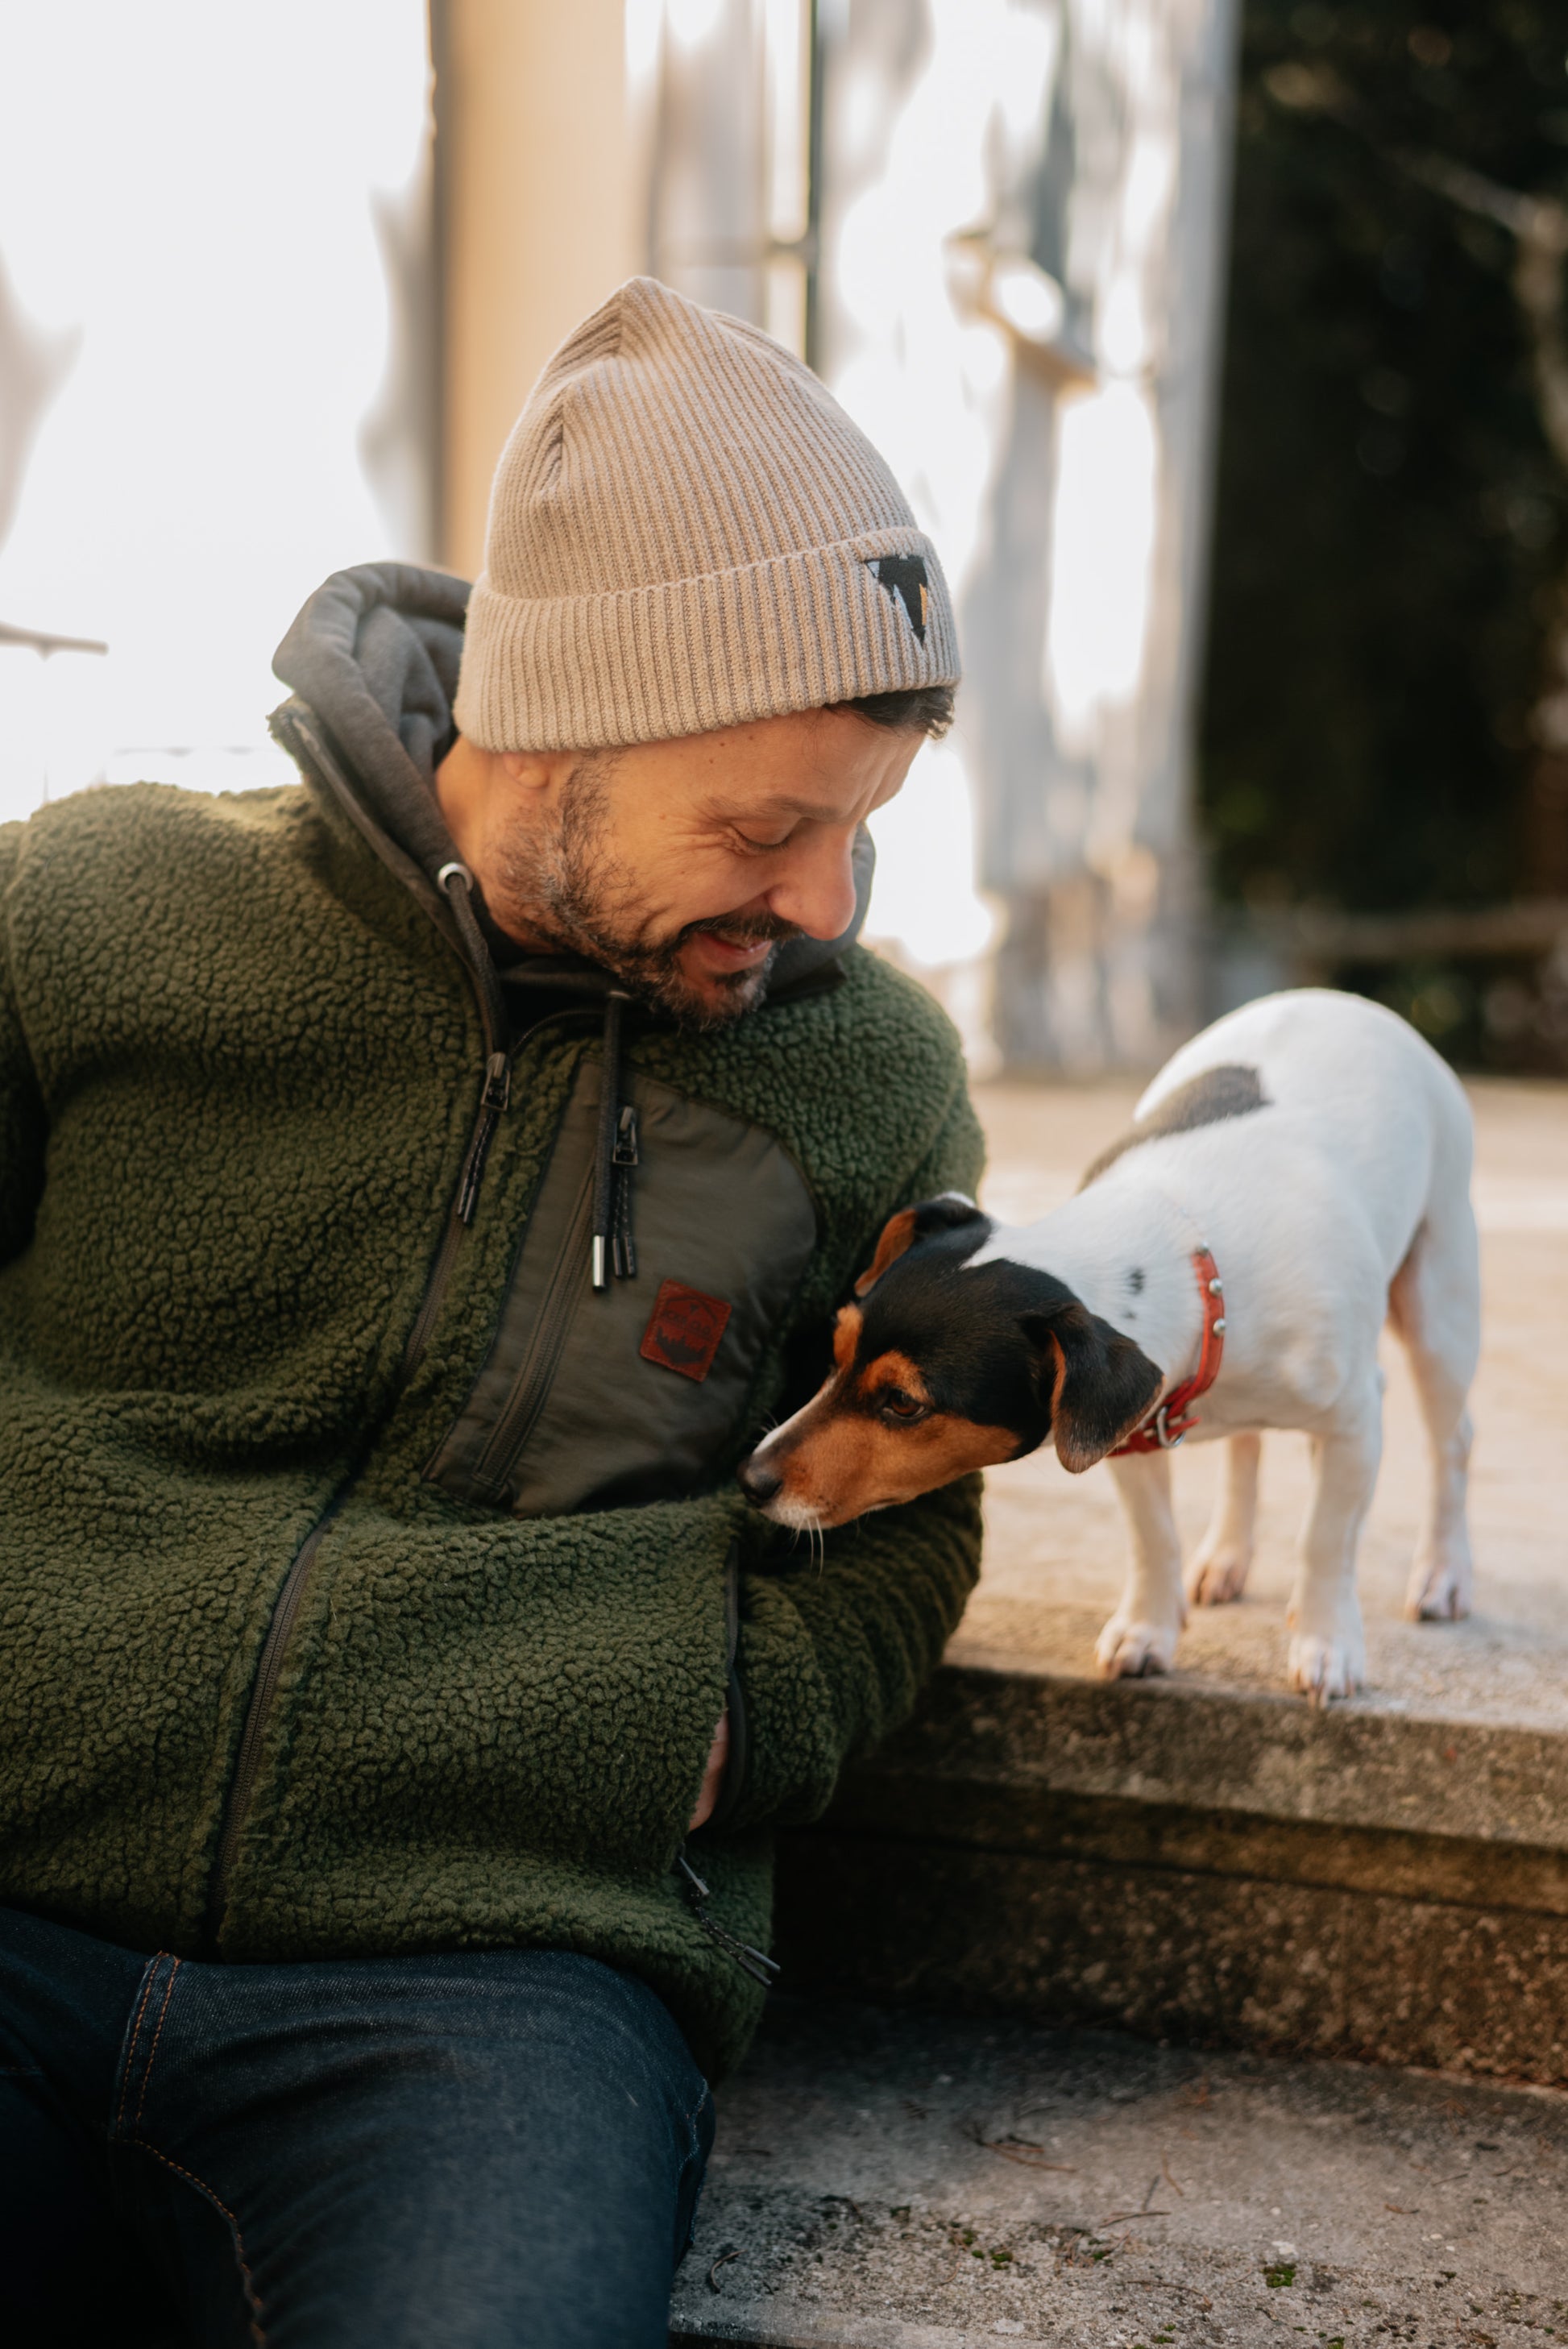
453, 276, 959, 752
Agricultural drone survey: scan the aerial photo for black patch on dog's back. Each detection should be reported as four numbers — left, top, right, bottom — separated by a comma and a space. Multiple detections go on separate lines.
1080, 1062, 1269, 1189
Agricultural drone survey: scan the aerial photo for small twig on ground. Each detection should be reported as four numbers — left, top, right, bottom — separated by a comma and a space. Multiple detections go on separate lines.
1161, 2151, 1185, 2198
707, 2246, 740, 2293
988, 2142, 1076, 2172
961, 2117, 1076, 2170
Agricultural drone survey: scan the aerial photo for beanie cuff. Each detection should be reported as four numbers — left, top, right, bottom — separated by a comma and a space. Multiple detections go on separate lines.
452, 527, 958, 753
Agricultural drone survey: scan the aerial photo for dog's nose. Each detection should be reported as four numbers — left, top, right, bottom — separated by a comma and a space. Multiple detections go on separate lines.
737, 1458, 782, 1506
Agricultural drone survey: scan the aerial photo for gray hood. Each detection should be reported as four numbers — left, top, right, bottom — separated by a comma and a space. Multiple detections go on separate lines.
269, 562, 873, 998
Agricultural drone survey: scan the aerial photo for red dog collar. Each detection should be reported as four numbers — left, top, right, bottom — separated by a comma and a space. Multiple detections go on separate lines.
1111, 1246, 1226, 1456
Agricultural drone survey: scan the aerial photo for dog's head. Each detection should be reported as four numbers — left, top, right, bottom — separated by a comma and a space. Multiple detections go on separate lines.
737, 1193, 1163, 1529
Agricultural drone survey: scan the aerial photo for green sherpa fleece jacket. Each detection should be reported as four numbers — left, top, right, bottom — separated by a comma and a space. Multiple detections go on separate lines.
0, 563, 984, 2081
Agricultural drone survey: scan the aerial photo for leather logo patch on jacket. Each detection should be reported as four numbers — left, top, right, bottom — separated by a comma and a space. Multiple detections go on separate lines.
640, 1280, 732, 1383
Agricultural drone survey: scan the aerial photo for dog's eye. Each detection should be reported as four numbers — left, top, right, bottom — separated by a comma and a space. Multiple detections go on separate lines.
879, 1387, 926, 1421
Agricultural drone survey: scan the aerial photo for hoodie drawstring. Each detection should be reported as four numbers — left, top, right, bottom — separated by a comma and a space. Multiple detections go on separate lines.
591, 990, 637, 1290
434, 864, 638, 1279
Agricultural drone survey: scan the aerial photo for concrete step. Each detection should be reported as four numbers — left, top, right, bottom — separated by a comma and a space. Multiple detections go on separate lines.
771, 1652, 1568, 2088
670, 1995, 1568, 2347
765, 1077, 1568, 2088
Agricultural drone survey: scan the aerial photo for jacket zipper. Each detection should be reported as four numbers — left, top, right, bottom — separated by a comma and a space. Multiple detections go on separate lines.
203, 1001, 607, 1942
202, 1509, 341, 1944
202, 1059, 509, 1944
467, 1164, 596, 1506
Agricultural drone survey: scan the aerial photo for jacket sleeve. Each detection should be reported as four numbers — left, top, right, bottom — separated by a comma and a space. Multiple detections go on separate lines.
721, 1082, 987, 1832
0, 821, 47, 1267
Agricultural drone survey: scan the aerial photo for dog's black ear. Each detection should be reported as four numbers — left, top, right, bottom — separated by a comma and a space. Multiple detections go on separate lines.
1020, 1301, 1163, 1473
854, 1193, 989, 1297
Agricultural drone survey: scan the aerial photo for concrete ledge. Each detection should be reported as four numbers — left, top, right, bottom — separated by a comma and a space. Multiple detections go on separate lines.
836, 1662, 1568, 1860
773, 1664, 1568, 2085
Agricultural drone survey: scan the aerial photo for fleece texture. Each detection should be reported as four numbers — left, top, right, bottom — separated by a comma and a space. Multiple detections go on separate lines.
0, 746, 982, 2081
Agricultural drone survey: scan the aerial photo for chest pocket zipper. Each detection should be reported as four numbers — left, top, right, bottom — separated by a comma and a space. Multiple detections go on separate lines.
425, 1057, 819, 1519
465, 1165, 595, 1509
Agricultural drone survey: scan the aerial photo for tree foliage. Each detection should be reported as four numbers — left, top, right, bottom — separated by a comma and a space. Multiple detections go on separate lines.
1200, 2, 1568, 922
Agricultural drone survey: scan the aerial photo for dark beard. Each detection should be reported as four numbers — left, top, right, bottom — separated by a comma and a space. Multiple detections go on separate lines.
489, 762, 803, 1029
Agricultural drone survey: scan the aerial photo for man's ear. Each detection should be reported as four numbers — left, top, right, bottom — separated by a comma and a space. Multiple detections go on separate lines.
1021, 1302, 1163, 1473
854, 1193, 990, 1297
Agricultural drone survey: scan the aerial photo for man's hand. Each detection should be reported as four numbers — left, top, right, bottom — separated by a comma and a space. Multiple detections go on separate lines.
687, 1706, 730, 1831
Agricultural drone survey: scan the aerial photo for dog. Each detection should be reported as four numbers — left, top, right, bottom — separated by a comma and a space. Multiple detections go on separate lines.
738, 990, 1480, 1704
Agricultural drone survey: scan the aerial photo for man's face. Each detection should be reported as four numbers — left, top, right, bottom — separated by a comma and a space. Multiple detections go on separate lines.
458, 708, 923, 1027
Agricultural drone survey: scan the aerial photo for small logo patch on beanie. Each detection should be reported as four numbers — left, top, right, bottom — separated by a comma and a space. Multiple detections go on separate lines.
641, 1280, 732, 1382
867, 554, 929, 644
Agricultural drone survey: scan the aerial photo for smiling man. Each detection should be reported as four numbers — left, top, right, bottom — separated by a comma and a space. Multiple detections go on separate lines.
0, 278, 984, 2348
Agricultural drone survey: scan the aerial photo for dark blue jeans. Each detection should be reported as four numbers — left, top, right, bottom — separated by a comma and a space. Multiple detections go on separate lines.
0, 1906, 713, 2347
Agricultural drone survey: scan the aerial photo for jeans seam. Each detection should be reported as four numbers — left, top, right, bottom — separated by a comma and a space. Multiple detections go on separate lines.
684, 2085, 709, 2132
135, 1956, 182, 2130
681, 2079, 714, 2164
129, 2140, 268, 2347
113, 1953, 166, 2139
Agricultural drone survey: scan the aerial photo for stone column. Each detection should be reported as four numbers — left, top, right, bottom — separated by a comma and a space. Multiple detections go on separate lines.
433, 0, 638, 579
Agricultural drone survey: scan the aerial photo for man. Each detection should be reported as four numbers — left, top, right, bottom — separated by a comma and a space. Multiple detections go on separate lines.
0, 277, 983, 2346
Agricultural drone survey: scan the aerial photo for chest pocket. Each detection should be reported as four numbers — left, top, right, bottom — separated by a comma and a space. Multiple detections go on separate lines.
425, 1058, 819, 1516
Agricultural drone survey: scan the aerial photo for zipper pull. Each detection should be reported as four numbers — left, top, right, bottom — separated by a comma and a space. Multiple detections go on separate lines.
612, 1103, 639, 1166
457, 1051, 512, 1225
675, 1851, 780, 1990
480, 1051, 511, 1114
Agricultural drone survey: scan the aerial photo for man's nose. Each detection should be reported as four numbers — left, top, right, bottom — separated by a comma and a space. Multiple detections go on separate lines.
737, 1457, 782, 1506
765, 828, 859, 941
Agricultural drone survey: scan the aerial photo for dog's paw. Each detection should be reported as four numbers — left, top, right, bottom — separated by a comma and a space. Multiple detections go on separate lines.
1095, 1615, 1180, 1679
1287, 1628, 1364, 1708
1404, 1543, 1473, 1623
1186, 1543, 1251, 1607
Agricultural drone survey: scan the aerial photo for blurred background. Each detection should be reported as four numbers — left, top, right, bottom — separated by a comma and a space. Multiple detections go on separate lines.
1, 1, 1565, 1074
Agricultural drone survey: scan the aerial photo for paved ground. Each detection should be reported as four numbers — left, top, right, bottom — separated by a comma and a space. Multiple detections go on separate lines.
958, 1079, 1568, 1729
672, 1998, 1568, 2347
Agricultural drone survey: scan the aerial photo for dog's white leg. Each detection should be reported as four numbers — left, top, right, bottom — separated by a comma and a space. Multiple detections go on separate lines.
1185, 1430, 1263, 1606
1285, 1392, 1381, 1705
1388, 1204, 1480, 1623
1096, 1450, 1187, 1679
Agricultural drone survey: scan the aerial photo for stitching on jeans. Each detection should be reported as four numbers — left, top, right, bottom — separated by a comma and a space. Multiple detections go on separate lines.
135, 1957, 182, 2129
681, 2080, 713, 2156
114, 1955, 165, 2138
681, 2079, 711, 2132
130, 2141, 268, 2347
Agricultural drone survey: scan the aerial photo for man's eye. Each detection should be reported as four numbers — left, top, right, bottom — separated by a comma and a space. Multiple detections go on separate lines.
879, 1388, 925, 1421
736, 830, 792, 853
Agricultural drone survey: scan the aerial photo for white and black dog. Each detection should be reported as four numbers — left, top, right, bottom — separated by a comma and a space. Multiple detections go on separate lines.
739, 990, 1480, 1704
